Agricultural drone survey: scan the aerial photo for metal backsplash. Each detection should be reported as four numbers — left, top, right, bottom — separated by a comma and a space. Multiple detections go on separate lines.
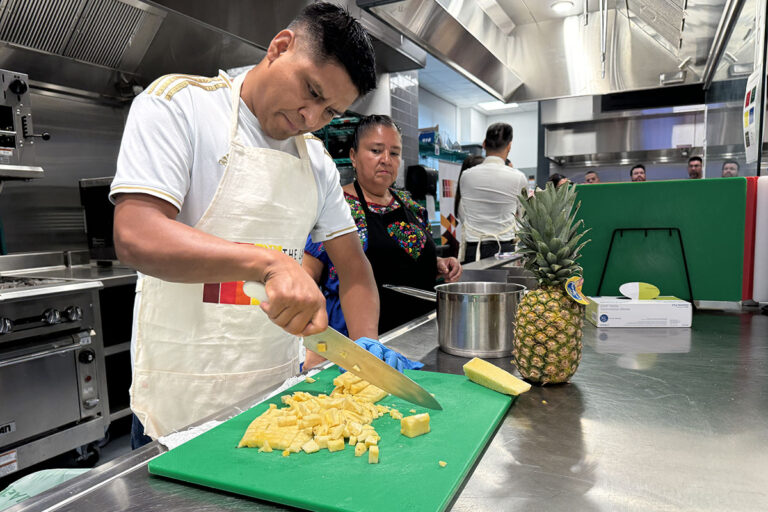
0, 90, 127, 253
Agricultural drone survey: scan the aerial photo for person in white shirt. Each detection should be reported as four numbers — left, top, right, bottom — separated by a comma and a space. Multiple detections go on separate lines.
457, 123, 528, 263
111, 3, 397, 447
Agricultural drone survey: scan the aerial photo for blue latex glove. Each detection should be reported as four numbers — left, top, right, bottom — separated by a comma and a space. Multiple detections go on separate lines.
340, 337, 424, 373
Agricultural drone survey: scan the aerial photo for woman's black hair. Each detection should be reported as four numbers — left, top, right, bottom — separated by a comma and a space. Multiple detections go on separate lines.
548, 173, 567, 187
352, 114, 401, 152
289, 2, 376, 96
455, 155, 485, 218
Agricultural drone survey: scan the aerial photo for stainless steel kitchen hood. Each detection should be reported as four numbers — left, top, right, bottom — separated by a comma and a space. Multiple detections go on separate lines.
360, 0, 730, 102
0, 0, 426, 100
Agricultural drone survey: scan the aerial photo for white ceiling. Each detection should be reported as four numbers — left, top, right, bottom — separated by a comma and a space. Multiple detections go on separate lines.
418, 54, 537, 113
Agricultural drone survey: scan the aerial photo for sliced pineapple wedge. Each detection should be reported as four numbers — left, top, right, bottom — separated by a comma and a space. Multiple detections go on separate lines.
463, 357, 531, 395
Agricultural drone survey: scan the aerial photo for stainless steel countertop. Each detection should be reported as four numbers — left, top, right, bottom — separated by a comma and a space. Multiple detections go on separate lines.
4, 264, 138, 288
10, 310, 768, 512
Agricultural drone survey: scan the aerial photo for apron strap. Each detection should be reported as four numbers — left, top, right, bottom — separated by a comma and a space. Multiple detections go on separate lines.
228, 73, 246, 143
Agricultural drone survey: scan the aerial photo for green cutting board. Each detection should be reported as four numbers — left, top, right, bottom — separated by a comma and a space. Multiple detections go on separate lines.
149, 368, 513, 512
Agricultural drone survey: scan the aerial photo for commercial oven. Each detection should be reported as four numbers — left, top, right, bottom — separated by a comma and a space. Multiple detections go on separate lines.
0, 277, 109, 477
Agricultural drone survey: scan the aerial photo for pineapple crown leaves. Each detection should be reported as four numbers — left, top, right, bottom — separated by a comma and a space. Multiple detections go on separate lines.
516, 182, 591, 286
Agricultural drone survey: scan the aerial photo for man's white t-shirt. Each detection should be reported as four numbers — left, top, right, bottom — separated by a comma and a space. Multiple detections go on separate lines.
459, 156, 528, 242
110, 70, 355, 242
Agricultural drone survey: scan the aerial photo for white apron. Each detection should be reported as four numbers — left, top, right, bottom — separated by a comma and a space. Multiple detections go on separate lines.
130, 73, 318, 439
457, 203, 517, 263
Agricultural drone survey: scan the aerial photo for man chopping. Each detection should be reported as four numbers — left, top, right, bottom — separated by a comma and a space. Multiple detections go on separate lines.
111, 3, 409, 447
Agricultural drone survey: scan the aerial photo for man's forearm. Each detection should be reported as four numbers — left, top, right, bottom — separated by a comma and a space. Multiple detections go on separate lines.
115, 196, 278, 283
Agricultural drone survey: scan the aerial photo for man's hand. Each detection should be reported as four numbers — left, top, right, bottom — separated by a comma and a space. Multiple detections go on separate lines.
437, 257, 462, 282
261, 255, 328, 336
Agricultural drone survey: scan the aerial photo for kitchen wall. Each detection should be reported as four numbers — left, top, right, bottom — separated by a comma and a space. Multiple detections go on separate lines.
417, 87, 458, 145
487, 109, 539, 170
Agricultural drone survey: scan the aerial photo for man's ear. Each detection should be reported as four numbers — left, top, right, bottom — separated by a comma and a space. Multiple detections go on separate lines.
266, 29, 295, 63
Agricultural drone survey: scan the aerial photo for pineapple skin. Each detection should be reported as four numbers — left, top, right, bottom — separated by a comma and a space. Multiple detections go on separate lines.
512, 286, 584, 384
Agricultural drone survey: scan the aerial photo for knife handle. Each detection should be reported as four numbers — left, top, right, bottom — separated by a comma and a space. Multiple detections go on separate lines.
242, 281, 268, 303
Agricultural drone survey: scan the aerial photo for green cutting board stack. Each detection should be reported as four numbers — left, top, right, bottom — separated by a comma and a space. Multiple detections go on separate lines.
149, 368, 514, 512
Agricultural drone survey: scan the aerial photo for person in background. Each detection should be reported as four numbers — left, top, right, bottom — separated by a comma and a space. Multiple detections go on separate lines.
111, 3, 388, 448
548, 173, 569, 188
303, 115, 462, 336
454, 155, 485, 221
722, 160, 739, 177
584, 170, 600, 184
687, 156, 703, 179
458, 123, 528, 263
630, 164, 647, 182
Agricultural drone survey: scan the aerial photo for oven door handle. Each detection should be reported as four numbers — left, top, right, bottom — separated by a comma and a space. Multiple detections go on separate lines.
0, 338, 92, 368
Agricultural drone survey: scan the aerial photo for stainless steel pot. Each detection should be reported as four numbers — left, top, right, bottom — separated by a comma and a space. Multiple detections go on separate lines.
384, 282, 527, 357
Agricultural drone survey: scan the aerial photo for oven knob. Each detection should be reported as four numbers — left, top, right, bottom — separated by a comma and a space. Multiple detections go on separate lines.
0, 317, 13, 334
64, 306, 83, 322
83, 398, 100, 409
8, 78, 28, 95
42, 308, 61, 325
78, 349, 96, 364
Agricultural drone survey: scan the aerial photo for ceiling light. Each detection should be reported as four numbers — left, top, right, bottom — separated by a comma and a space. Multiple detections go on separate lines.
550, 0, 575, 13
477, 101, 519, 111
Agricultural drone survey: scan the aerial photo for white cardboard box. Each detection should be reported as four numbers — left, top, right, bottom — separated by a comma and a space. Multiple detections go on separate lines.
586, 296, 692, 327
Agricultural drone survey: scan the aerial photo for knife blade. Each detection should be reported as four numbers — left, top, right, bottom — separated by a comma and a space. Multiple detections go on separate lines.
303, 327, 441, 410
243, 281, 441, 410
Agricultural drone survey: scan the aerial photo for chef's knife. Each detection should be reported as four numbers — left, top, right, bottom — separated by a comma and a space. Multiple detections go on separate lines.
243, 281, 442, 410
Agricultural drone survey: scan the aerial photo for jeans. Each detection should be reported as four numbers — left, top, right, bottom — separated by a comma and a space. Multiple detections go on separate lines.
131, 414, 153, 449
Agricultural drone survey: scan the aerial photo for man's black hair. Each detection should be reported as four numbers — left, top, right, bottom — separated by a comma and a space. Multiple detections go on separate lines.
548, 173, 566, 186
484, 123, 513, 151
688, 156, 702, 164
585, 170, 598, 176
352, 114, 400, 152
630, 163, 646, 177
290, 2, 376, 96
722, 159, 740, 170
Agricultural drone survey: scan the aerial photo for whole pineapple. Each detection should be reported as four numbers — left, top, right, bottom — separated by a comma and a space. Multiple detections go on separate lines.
512, 182, 590, 384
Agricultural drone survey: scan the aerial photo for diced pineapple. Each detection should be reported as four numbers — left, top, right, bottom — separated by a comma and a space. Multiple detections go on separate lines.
277, 415, 297, 427
365, 437, 378, 447
282, 450, 290, 457
258, 440, 273, 453
352, 364, 361, 372
348, 435, 357, 446
368, 445, 379, 464
301, 439, 320, 454
409, 409, 416, 413
314, 435, 330, 449
305, 377, 316, 383
438, 460, 447, 467
389, 409, 403, 420
463, 357, 531, 395
400, 413, 430, 438
327, 438, 345, 452
355, 442, 367, 457
317, 342, 327, 352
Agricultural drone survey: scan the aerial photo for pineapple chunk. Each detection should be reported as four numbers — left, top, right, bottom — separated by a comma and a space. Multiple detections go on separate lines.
463, 357, 531, 395
327, 438, 345, 452
301, 439, 320, 454
368, 445, 379, 464
438, 460, 447, 467
317, 342, 327, 352
258, 440, 273, 453
400, 413, 430, 438
365, 437, 378, 447
305, 377, 316, 383
314, 435, 330, 449
282, 450, 290, 457
354, 442, 367, 457
348, 435, 357, 446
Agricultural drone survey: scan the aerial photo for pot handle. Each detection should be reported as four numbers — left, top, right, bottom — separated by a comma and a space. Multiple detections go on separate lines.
382, 284, 437, 302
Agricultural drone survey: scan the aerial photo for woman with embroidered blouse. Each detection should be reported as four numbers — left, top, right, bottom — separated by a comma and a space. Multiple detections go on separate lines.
303, 115, 462, 335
